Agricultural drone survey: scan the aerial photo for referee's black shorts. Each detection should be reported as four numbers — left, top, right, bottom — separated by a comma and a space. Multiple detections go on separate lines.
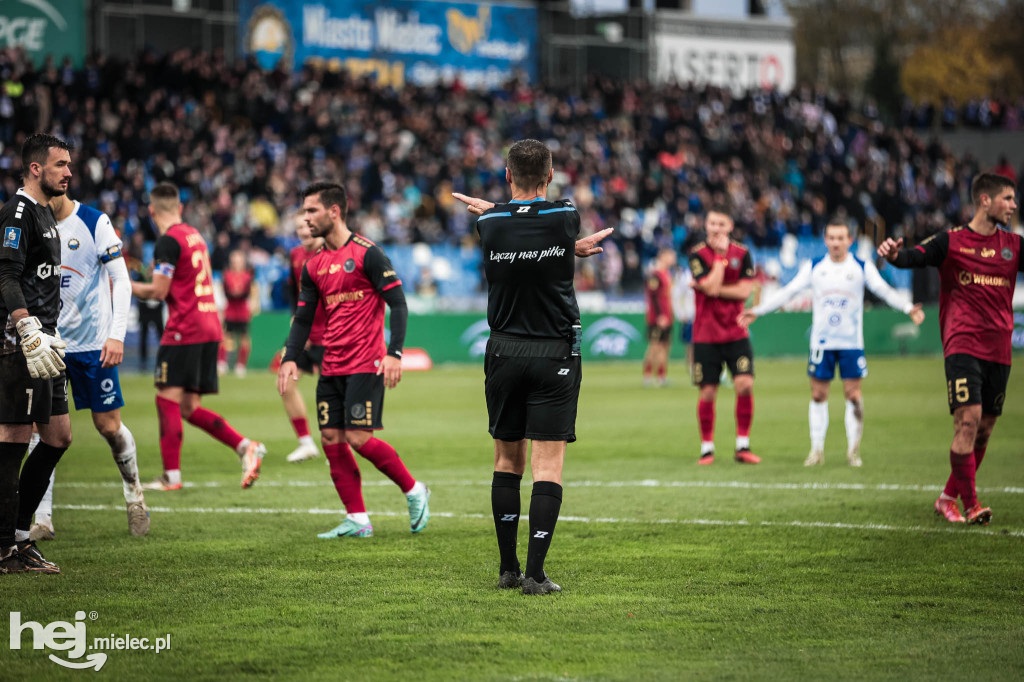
484, 332, 581, 443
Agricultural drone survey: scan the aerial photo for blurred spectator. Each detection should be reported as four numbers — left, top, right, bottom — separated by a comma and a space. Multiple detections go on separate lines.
0, 45, 1018, 299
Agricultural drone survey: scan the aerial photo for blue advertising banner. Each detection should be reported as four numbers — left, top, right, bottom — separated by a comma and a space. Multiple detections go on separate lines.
239, 0, 538, 87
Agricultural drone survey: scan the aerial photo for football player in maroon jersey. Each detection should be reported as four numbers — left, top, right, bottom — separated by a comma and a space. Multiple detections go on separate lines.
132, 183, 266, 491
688, 208, 760, 465
643, 248, 677, 387
277, 182, 429, 538
219, 250, 256, 378
279, 216, 326, 463
879, 173, 1021, 525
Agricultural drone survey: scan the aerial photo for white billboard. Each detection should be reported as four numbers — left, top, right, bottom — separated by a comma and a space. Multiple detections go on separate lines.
654, 15, 794, 94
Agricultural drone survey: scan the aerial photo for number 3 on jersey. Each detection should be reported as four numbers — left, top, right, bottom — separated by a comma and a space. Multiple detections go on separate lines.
192, 249, 214, 297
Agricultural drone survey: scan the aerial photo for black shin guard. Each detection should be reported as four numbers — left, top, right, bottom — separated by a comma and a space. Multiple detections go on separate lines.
491, 471, 523, 574
0, 442, 29, 548
525, 481, 562, 582
17, 442, 66, 532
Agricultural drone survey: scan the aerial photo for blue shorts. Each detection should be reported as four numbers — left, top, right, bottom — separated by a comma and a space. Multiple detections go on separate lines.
64, 350, 125, 413
808, 348, 867, 381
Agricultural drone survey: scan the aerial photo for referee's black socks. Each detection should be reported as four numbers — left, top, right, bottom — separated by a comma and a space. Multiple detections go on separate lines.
0, 442, 29, 549
491, 471, 522, 575
525, 481, 562, 582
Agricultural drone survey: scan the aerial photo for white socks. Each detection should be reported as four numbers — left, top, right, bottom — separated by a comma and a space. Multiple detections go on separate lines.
111, 423, 144, 504
348, 513, 370, 526
845, 399, 864, 456
405, 481, 426, 498
298, 435, 316, 448
809, 400, 829, 452
36, 471, 55, 519
165, 469, 182, 486
735, 436, 750, 451
700, 441, 715, 456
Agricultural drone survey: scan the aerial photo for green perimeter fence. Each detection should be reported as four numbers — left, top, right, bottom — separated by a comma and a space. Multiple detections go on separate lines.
242, 305, 979, 368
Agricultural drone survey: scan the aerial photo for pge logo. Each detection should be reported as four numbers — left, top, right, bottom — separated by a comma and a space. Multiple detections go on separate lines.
459, 319, 491, 358
584, 317, 641, 357
9, 611, 106, 670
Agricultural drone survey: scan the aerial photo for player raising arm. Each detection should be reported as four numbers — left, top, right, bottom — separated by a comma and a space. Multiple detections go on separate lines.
454, 139, 613, 595
878, 172, 1021, 525
132, 183, 266, 491
277, 182, 429, 539
739, 219, 924, 467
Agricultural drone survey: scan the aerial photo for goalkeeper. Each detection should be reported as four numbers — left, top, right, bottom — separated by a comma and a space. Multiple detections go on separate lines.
0, 134, 73, 575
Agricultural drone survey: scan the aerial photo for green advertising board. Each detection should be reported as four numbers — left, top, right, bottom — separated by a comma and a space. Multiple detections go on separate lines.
0, 0, 86, 66
247, 307, 949, 369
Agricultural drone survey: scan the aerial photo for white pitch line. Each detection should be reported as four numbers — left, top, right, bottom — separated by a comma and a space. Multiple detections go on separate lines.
55, 479, 1024, 494
53, 504, 1024, 539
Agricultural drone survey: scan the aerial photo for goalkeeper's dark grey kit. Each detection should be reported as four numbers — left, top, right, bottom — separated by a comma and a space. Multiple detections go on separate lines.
0, 188, 69, 556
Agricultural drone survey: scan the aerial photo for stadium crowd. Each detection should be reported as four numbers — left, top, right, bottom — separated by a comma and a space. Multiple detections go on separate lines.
1, 46, 1022, 296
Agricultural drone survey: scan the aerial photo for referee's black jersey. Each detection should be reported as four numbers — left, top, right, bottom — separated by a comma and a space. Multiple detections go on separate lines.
476, 198, 580, 340
0, 189, 61, 353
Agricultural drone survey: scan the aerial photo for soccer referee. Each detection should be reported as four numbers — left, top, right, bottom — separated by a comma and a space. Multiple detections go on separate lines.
454, 139, 611, 595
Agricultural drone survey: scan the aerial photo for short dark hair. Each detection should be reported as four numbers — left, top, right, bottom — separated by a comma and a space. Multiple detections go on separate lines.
825, 216, 852, 236
22, 133, 73, 169
971, 173, 1015, 205
302, 181, 348, 222
149, 182, 181, 214
506, 139, 552, 193
706, 204, 733, 221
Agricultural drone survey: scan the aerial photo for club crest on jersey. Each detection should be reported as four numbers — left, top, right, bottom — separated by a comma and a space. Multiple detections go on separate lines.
729, 258, 739, 268
3, 227, 20, 249
1002, 248, 1013, 261
344, 259, 356, 273
68, 238, 80, 250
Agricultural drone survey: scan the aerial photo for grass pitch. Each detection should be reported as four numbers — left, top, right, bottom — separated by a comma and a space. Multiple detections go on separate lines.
4, 357, 1024, 681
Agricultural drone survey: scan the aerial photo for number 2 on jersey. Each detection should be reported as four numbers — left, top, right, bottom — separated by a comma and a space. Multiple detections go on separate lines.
192, 249, 214, 297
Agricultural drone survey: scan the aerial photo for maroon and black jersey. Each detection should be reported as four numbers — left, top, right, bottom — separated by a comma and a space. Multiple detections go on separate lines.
288, 234, 402, 376
289, 244, 326, 345
894, 225, 1024, 364
223, 269, 253, 323
153, 223, 222, 345
645, 269, 674, 325
688, 241, 754, 344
